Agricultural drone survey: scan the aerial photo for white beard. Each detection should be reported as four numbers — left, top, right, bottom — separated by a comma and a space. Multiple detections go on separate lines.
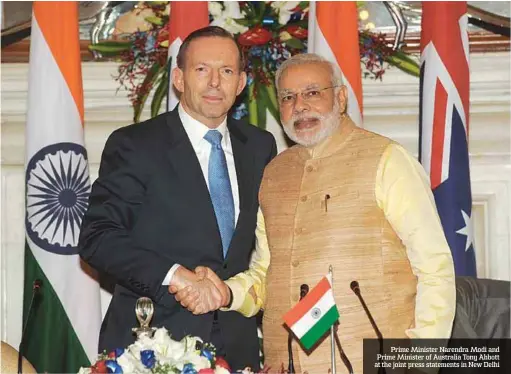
282, 99, 341, 147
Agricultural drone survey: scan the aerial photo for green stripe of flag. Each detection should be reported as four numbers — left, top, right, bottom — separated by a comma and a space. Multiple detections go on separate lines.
23, 243, 91, 373
300, 306, 340, 350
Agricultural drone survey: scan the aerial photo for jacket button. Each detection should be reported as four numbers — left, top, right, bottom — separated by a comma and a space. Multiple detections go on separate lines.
300, 195, 308, 202
295, 227, 303, 235
223, 264, 228, 269
292, 295, 299, 302
292, 260, 300, 267
306, 165, 314, 172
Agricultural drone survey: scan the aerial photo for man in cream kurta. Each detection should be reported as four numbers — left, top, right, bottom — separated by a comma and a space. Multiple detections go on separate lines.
179, 53, 456, 373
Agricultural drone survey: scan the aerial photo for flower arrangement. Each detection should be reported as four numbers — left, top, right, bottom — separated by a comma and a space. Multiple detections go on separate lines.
89, 1, 420, 127
79, 327, 241, 374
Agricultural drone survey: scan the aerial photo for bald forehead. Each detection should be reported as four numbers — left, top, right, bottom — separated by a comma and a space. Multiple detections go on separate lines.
278, 62, 333, 91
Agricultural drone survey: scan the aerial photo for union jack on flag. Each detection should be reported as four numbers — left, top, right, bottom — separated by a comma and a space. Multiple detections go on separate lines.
419, 1, 476, 276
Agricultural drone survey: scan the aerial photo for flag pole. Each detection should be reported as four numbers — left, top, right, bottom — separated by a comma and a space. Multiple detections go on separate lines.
329, 265, 336, 374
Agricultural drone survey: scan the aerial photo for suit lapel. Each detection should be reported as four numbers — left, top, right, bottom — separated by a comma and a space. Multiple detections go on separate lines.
164, 110, 222, 254
228, 119, 254, 215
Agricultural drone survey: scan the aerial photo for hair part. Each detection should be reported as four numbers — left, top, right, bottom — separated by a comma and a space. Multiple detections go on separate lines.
275, 53, 344, 91
176, 26, 245, 70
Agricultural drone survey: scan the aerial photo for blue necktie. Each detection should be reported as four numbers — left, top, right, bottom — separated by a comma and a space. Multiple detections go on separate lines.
204, 130, 235, 258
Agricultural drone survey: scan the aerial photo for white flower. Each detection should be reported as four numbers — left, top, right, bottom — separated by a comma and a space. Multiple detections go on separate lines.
215, 367, 231, 374
78, 368, 91, 374
271, 1, 301, 25
208, 2, 223, 19
117, 350, 150, 374
185, 354, 211, 370
209, 1, 249, 35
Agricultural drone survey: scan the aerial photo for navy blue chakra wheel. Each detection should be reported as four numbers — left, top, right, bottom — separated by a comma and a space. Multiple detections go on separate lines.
25, 143, 91, 255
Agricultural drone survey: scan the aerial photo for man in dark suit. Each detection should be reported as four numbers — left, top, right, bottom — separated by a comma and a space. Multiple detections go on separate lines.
78, 26, 277, 371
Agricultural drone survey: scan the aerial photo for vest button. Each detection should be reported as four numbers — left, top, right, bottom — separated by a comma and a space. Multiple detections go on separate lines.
300, 195, 307, 202
306, 165, 314, 172
294, 227, 303, 235
292, 260, 300, 267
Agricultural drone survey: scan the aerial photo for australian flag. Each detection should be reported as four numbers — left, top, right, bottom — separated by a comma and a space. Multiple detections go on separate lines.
419, 1, 477, 276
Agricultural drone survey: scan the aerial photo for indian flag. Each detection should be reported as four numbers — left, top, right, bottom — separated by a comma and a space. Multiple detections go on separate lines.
23, 2, 102, 372
308, 1, 363, 126
167, 1, 209, 111
283, 274, 340, 350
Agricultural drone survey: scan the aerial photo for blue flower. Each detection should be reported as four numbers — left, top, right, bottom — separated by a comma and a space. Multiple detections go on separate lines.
201, 347, 214, 362
114, 348, 124, 358
105, 360, 123, 373
181, 363, 197, 374
140, 349, 156, 369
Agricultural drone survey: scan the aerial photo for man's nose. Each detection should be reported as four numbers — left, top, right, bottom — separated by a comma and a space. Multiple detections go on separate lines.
293, 94, 310, 113
208, 70, 220, 88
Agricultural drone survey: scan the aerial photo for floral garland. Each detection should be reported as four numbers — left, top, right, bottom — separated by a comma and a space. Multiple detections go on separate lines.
79, 327, 259, 374
90, 1, 420, 126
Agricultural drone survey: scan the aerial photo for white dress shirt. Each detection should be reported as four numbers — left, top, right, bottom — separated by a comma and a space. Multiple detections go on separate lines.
162, 104, 240, 285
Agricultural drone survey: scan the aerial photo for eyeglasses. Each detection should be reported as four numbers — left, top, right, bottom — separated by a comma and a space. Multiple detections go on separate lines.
278, 86, 340, 106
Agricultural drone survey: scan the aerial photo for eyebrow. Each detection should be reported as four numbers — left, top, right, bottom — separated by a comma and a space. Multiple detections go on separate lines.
279, 83, 322, 93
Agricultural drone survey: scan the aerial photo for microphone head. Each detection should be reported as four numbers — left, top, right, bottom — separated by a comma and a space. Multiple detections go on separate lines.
33, 279, 42, 291
350, 281, 360, 294
300, 284, 309, 298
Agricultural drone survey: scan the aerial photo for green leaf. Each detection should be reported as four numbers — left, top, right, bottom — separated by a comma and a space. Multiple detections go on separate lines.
284, 37, 305, 50
145, 16, 164, 26
385, 52, 420, 78
262, 83, 280, 123
150, 64, 169, 118
233, 18, 256, 27
256, 83, 267, 129
88, 41, 132, 55
298, 1, 309, 10
248, 82, 258, 127
133, 62, 165, 123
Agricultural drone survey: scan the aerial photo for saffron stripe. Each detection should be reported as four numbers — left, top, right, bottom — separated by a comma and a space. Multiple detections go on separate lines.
283, 276, 331, 326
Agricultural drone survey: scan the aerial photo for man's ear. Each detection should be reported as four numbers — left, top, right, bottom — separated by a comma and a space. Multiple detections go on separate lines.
236, 71, 247, 96
337, 85, 348, 114
172, 67, 185, 93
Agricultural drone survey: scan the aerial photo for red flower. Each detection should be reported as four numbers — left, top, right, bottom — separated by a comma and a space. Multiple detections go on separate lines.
198, 369, 215, 374
91, 360, 107, 374
107, 352, 116, 359
238, 26, 273, 46
286, 25, 308, 39
215, 356, 231, 371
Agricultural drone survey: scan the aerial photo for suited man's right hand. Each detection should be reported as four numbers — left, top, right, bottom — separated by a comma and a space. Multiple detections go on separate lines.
169, 267, 224, 314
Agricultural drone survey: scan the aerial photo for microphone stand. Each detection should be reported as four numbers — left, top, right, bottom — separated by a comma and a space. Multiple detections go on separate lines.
18, 279, 42, 374
351, 281, 386, 374
288, 284, 309, 373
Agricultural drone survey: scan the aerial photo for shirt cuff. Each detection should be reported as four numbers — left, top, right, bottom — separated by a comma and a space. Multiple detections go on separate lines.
221, 279, 247, 311
162, 264, 181, 285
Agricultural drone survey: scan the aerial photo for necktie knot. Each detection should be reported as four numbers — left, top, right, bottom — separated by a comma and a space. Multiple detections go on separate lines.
204, 130, 223, 148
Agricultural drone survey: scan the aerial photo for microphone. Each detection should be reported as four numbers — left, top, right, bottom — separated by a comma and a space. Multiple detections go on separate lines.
288, 284, 309, 373
350, 281, 386, 374
18, 279, 42, 374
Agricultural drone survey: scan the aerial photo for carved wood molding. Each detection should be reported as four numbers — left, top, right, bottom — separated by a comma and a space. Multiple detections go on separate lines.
1, 40, 96, 63
2, 31, 509, 63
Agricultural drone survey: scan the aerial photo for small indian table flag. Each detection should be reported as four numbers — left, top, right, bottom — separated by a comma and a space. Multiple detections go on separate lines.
283, 274, 340, 350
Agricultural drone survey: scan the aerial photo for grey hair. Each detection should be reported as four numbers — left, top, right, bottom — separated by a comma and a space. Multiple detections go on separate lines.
275, 53, 344, 91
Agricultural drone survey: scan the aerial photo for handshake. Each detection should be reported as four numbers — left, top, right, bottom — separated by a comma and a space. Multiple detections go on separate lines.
168, 266, 231, 315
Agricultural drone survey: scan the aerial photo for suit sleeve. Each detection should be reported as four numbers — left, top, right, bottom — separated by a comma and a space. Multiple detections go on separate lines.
221, 134, 277, 317
79, 129, 177, 308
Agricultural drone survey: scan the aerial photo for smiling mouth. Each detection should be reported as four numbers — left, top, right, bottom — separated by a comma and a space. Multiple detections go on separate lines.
294, 118, 320, 131
203, 95, 223, 103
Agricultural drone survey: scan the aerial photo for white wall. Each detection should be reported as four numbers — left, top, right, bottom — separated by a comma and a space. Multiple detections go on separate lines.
1, 52, 510, 350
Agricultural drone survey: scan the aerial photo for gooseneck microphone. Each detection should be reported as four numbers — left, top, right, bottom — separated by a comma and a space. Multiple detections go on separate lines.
18, 279, 42, 374
288, 284, 309, 373
350, 281, 386, 374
